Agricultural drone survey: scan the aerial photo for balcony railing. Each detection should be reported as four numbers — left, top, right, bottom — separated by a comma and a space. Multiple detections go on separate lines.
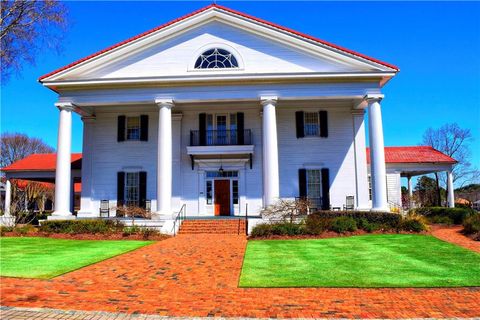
190, 129, 252, 146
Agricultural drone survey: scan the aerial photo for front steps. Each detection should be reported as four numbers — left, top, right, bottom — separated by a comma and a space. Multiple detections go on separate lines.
179, 218, 246, 235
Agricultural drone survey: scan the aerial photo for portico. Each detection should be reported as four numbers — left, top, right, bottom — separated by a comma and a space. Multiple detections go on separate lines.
32, 3, 406, 230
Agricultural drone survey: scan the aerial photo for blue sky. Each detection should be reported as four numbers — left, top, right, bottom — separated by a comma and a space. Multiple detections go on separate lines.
2, 1, 479, 170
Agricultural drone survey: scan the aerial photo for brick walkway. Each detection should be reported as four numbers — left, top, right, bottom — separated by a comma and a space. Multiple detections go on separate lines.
1, 234, 480, 318
431, 225, 480, 253
2, 306, 476, 320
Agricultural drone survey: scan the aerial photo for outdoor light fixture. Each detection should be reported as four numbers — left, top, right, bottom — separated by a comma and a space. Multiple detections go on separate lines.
219, 156, 224, 175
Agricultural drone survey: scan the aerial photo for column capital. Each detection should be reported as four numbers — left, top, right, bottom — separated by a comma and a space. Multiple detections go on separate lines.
155, 98, 174, 109
81, 116, 96, 123
364, 94, 384, 103
260, 96, 278, 106
55, 102, 76, 111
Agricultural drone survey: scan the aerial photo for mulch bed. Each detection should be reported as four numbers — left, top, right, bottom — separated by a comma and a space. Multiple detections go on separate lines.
0, 231, 170, 241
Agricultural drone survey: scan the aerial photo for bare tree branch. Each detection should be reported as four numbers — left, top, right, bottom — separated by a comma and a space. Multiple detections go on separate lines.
1, 132, 54, 168
1, 0, 68, 81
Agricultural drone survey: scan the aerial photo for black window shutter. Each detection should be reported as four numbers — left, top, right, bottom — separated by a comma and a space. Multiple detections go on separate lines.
295, 111, 304, 138
321, 168, 330, 210
319, 111, 328, 138
139, 171, 147, 208
117, 116, 126, 142
140, 115, 149, 141
298, 168, 307, 198
199, 113, 206, 146
117, 171, 125, 207
237, 112, 244, 145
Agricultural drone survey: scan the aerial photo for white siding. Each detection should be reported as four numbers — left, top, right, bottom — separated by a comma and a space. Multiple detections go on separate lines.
386, 172, 402, 207
76, 21, 368, 80
80, 102, 367, 215
276, 103, 359, 209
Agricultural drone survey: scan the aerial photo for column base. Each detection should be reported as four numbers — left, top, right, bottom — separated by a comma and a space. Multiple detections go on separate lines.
77, 211, 94, 218
48, 213, 76, 220
151, 212, 173, 220
370, 207, 390, 212
0, 216, 15, 227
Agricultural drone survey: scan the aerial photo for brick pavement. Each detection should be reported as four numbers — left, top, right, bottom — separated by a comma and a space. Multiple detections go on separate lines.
0, 306, 477, 320
1, 234, 479, 318
431, 225, 480, 253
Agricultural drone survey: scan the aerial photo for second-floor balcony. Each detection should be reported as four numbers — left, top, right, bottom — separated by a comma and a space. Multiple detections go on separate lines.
190, 129, 252, 146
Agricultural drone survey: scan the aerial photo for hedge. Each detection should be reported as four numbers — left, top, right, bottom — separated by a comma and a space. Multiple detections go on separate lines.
413, 207, 476, 224
250, 210, 426, 238
309, 210, 402, 228
39, 219, 125, 234
463, 215, 480, 241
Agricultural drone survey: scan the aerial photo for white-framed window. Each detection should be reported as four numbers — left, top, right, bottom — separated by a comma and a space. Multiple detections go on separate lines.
307, 169, 322, 209
126, 116, 141, 141
194, 48, 239, 69
206, 180, 213, 205
125, 172, 140, 206
205, 113, 238, 145
304, 112, 319, 136
232, 180, 239, 205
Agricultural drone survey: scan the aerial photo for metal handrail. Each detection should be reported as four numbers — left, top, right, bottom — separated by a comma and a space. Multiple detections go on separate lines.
245, 203, 248, 236
190, 129, 252, 146
173, 204, 187, 236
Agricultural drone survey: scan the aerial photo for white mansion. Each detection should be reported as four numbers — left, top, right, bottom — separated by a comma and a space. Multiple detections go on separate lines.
13, 4, 454, 226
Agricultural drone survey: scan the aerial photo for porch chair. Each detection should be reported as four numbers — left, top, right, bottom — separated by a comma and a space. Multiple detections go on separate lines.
99, 200, 110, 218
343, 196, 355, 211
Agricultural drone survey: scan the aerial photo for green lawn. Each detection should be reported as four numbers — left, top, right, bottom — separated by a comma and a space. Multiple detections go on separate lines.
239, 234, 480, 288
0, 237, 152, 279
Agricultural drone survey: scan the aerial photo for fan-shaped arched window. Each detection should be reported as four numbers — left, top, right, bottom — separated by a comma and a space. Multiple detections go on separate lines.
194, 48, 239, 69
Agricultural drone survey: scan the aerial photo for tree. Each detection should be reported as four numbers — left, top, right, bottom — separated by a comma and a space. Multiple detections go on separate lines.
1, 132, 54, 168
414, 176, 445, 207
422, 123, 480, 204
261, 198, 312, 222
1, 0, 68, 81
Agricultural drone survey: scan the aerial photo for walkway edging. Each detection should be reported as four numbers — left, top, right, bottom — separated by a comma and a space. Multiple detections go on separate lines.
1, 306, 476, 320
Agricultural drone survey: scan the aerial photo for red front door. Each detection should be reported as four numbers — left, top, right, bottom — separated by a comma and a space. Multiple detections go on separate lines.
214, 180, 230, 216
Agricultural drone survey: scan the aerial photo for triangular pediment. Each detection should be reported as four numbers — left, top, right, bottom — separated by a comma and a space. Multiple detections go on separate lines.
41, 5, 397, 84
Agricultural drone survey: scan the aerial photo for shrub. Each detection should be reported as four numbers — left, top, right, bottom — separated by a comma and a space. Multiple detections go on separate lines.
413, 207, 475, 224
310, 210, 402, 229
0, 226, 14, 236
39, 219, 124, 234
140, 228, 160, 239
357, 219, 382, 233
304, 214, 332, 235
330, 217, 357, 233
463, 214, 480, 235
250, 222, 305, 237
401, 215, 428, 232
429, 215, 454, 225
123, 226, 141, 236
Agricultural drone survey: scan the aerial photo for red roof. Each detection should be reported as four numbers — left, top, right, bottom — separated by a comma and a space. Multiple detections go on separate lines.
366, 146, 457, 164
39, 4, 398, 81
1, 153, 82, 172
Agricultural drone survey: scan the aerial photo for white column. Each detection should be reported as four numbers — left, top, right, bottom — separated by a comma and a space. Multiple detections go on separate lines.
261, 96, 280, 207
155, 99, 174, 216
366, 94, 388, 211
447, 170, 455, 208
51, 102, 75, 219
407, 175, 413, 208
77, 116, 95, 217
352, 110, 370, 209
4, 179, 11, 216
